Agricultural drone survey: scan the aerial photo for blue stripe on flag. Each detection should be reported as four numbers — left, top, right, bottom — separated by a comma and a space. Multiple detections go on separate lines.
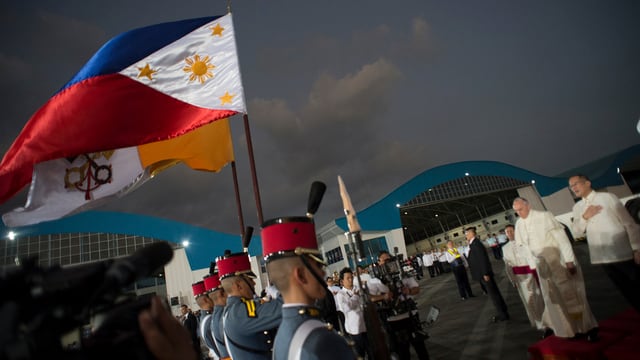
61, 16, 220, 92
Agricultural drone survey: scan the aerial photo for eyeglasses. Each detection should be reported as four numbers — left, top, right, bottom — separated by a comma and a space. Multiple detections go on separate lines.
569, 180, 585, 188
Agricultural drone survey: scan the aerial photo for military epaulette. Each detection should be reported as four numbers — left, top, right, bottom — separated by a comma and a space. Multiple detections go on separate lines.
241, 298, 257, 318
296, 307, 321, 318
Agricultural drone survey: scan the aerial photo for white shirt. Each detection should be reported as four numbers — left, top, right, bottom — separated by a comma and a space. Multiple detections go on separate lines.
422, 253, 433, 266
432, 252, 440, 262
438, 251, 447, 262
497, 233, 508, 244
365, 276, 389, 296
265, 284, 280, 300
335, 286, 366, 335
460, 245, 470, 258
572, 191, 640, 264
353, 272, 371, 289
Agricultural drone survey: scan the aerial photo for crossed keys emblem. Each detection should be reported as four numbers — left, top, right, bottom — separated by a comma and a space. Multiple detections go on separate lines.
64, 151, 114, 200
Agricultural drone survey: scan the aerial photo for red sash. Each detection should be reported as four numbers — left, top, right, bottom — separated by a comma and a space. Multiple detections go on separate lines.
512, 266, 533, 275
512, 266, 539, 285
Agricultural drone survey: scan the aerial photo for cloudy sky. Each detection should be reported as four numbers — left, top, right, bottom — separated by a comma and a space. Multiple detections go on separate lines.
1, 0, 639, 236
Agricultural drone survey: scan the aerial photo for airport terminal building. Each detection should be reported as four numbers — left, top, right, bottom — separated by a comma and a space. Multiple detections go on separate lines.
2, 144, 639, 311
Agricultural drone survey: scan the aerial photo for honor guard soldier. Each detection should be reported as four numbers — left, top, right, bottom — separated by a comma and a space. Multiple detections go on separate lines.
218, 252, 283, 359
193, 280, 217, 358
262, 215, 357, 360
203, 272, 228, 359
186, 282, 205, 357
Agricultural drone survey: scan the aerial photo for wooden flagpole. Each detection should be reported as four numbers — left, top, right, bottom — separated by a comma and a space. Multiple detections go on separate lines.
230, 160, 246, 237
225, 1, 264, 228
243, 114, 264, 225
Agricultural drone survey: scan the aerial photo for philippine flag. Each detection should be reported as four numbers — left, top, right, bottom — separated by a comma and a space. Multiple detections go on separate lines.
0, 13, 246, 205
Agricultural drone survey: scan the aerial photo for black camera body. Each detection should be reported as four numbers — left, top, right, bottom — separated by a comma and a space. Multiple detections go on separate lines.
370, 256, 426, 335
0, 242, 173, 360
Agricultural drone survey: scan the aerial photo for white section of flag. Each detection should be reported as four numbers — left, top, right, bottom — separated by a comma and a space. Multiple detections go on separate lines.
2, 147, 148, 227
119, 13, 247, 113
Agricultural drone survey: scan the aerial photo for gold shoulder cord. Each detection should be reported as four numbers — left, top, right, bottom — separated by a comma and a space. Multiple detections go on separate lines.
242, 298, 257, 317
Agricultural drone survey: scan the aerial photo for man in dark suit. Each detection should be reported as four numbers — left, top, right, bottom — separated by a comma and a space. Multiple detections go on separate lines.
180, 304, 202, 357
465, 227, 510, 322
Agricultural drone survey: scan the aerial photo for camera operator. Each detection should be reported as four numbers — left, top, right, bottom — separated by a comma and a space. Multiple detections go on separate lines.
369, 250, 429, 360
139, 296, 199, 360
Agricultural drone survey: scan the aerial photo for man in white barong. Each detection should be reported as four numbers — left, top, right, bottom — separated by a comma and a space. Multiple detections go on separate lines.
512, 197, 599, 342
422, 251, 435, 278
502, 224, 545, 334
569, 174, 640, 312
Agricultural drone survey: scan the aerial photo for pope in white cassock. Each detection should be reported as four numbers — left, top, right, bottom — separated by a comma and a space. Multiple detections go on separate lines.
512, 198, 599, 341
502, 224, 544, 330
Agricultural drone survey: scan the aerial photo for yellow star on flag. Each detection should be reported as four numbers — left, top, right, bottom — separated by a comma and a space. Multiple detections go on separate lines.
210, 23, 224, 37
137, 63, 158, 80
219, 91, 234, 105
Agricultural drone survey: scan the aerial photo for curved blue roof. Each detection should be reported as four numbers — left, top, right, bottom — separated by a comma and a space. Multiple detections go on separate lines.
335, 144, 640, 232
0, 211, 260, 270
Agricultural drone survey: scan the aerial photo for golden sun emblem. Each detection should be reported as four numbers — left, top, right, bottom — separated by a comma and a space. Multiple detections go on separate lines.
183, 54, 215, 84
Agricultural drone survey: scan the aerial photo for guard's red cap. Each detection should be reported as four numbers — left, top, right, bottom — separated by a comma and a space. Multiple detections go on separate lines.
203, 272, 221, 292
192, 280, 206, 298
216, 252, 256, 280
261, 216, 324, 264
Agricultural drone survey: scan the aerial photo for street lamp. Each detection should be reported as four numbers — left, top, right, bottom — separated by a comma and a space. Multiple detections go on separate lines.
7, 231, 19, 265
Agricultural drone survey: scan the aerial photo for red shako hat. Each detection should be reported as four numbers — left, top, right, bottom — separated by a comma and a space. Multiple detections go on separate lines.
191, 280, 206, 298
203, 272, 221, 292
261, 216, 324, 264
216, 252, 256, 280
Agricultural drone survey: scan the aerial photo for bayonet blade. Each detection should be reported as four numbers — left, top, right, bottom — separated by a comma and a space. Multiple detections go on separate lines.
338, 175, 361, 233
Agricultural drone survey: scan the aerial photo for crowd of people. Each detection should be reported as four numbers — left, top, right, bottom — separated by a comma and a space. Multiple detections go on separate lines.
136, 205, 432, 360
136, 173, 639, 359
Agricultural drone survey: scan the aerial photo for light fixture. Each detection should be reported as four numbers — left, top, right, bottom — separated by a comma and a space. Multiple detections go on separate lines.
7, 231, 16, 241
182, 240, 190, 247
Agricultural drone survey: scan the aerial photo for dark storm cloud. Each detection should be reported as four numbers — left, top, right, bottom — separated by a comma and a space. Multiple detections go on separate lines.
0, 6, 107, 149
248, 58, 407, 213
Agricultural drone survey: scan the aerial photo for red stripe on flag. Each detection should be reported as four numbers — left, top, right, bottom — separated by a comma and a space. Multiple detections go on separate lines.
0, 73, 236, 204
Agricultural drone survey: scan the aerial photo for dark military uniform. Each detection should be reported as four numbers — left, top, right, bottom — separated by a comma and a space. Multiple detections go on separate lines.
211, 305, 230, 359
273, 305, 356, 360
222, 295, 283, 359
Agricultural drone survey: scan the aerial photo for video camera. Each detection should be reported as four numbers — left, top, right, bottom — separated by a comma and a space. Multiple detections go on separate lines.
369, 254, 429, 339
0, 241, 173, 360
371, 255, 417, 315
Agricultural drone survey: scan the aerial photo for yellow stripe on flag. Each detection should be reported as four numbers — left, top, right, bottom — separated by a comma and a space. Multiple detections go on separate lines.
138, 118, 234, 176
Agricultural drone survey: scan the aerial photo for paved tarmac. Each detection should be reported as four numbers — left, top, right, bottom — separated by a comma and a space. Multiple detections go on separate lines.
409, 241, 630, 360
